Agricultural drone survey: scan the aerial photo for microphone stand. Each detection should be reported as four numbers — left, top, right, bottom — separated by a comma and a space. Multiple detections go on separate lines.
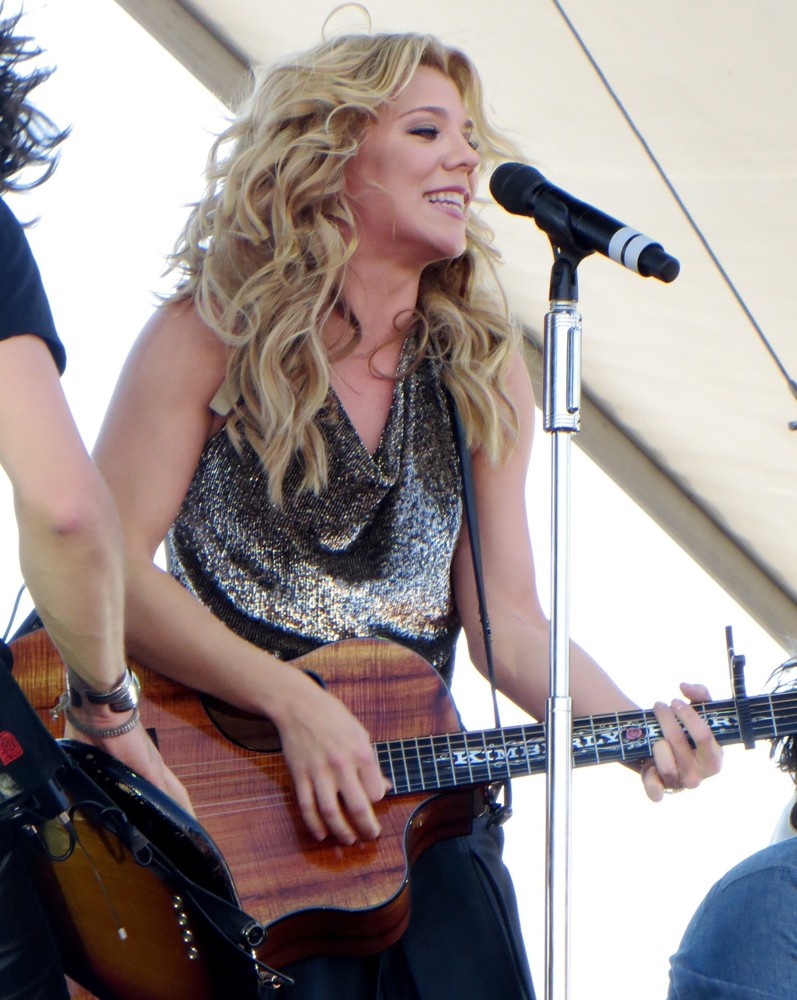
495, 168, 678, 999
543, 249, 586, 1000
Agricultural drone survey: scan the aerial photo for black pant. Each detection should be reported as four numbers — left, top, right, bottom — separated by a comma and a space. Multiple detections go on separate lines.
0, 824, 68, 1000
282, 815, 536, 1000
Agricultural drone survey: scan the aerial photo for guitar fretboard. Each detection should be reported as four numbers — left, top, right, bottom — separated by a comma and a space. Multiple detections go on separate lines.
377, 692, 797, 796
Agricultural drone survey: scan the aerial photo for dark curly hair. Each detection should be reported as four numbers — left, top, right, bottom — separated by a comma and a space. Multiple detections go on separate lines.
0, 3, 68, 193
769, 656, 797, 778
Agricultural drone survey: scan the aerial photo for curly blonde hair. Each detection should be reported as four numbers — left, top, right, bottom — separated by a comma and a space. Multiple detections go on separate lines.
169, 31, 523, 504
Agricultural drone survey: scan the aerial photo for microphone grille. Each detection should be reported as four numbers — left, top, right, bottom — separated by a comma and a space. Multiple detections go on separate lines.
489, 162, 546, 216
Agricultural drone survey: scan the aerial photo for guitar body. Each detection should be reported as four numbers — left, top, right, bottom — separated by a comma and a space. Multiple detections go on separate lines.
17, 753, 249, 1000
10, 630, 481, 996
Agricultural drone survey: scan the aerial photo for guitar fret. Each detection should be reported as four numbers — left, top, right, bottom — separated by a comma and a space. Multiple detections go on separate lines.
479, 731, 491, 783
767, 693, 779, 737
428, 733, 442, 788
398, 740, 412, 792
412, 736, 425, 791
442, 732, 457, 788
387, 742, 400, 792
587, 716, 600, 765
396, 741, 410, 792
456, 731, 474, 786
497, 731, 509, 780
614, 714, 626, 761
521, 723, 546, 775
635, 710, 656, 759
389, 738, 410, 795
640, 710, 657, 756
495, 730, 513, 781
436, 732, 476, 787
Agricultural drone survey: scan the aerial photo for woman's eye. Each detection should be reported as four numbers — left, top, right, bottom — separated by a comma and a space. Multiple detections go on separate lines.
467, 137, 480, 151
410, 125, 440, 139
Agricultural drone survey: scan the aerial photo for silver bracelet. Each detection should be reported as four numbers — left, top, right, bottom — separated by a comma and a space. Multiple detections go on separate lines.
64, 705, 140, 739
66, 665, 140, 714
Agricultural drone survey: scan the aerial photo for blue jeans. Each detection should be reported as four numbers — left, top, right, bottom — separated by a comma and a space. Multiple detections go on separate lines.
667, 837, 797, 999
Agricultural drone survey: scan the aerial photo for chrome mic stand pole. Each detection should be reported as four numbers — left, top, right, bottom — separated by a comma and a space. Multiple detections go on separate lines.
487, 159, 680, 1000
543, 251, 583, 1000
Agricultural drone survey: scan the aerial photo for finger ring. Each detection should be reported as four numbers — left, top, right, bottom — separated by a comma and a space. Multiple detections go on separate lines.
663, 786, 684, 795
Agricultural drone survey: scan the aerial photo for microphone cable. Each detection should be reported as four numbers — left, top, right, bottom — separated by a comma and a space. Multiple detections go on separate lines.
2, 583, 26, 643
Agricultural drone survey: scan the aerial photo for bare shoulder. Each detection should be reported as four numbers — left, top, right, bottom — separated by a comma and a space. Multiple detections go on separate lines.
95, 299, 229, 471
94, 301, 230, 547
129, 299, 227, 392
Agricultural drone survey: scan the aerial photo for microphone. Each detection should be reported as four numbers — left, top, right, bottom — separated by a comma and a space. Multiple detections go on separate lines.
489, 162, 680, 283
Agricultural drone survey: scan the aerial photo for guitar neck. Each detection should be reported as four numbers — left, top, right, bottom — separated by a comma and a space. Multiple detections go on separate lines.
378, 691, 797, 796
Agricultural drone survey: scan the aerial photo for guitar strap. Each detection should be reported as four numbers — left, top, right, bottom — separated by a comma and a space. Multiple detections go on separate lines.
446, 390, 513, 826
0, 635, 293, 994
19, 751, 293, 994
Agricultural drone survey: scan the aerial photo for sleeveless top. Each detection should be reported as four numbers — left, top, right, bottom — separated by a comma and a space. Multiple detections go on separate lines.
168, 347, 464, 685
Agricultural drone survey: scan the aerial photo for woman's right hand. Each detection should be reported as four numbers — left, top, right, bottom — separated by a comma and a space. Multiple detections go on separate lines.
274, 670, 391, 844
65, 715, 194, 815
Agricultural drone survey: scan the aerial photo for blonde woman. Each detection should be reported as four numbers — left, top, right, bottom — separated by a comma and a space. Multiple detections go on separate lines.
96, 32, 721, 999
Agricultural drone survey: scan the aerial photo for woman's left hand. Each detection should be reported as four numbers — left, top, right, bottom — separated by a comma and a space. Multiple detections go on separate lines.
640, 682, 723, 801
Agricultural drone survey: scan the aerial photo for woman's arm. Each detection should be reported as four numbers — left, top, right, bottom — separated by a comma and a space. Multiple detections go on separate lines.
0, 335, 190, 809
452, 351, 722, 799
93, 302, 389, 843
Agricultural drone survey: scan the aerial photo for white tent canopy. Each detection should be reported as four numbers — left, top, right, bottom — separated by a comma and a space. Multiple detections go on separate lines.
116, 0, 797, 649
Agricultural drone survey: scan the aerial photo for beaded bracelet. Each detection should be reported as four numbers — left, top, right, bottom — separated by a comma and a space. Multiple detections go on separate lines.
64, 705, 140, 739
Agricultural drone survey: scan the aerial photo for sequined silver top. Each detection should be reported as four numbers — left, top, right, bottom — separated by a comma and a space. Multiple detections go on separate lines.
168, 351, 463, 684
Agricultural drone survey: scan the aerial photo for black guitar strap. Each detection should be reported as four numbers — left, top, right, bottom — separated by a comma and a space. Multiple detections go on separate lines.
446, 390, 513, 825
15, 741, 293, 994
0, 637, 292, 994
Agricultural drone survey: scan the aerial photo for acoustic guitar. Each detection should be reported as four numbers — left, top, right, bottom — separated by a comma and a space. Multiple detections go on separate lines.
9, 629, 797, 1000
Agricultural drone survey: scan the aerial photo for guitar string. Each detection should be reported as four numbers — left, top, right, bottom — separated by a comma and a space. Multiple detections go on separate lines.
161, 725, 797, 793
157, 696, 797, 820
161, 693, 797, 783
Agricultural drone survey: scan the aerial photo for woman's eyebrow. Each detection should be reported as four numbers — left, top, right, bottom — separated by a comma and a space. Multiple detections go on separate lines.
399, 105, 474, 131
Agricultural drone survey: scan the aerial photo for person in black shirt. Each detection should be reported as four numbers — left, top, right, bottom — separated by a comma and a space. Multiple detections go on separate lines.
0, 6, 189, 998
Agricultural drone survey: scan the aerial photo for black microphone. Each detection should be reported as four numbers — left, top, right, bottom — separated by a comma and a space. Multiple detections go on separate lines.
489, 162, 680, 283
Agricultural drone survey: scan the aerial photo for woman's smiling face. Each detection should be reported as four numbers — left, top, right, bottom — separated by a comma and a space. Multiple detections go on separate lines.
345, 65, 481, 269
